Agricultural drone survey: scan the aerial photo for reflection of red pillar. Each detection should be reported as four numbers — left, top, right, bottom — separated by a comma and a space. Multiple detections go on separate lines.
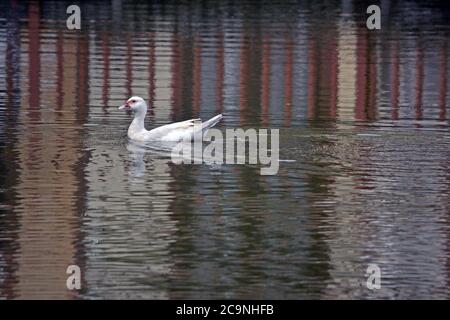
28, 1, 40, 116
171, 33, 181, 116
5, 39, 13, 110
148, 32, 155, 116
239, 34, 249, 124
193, 36, 201, 115
368, 41, 377, 120
126, 34, 132, 97
307, 38, 317, 120
102, 31, 110, 108
329, 37, 338, 119
77, 33, 89, 120
2, 0, 19, 299
261, 35, 270, 126
5, 1, 17, 114
391, 39, 400, 121
355, 27, 367, 121
216, 31, 224, 114
415, 40, 424, 121
56, 30, 64, 110
439, 41, 447, 121
284, 36, 293, 126
355, 27, 377, 121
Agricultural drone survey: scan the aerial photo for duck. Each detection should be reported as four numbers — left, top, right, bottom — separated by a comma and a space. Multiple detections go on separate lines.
118, 96, 223, 142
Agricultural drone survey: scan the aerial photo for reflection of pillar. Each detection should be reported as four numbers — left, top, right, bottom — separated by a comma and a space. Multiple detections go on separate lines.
283, 35, 293, 126
56, 30, 63, 110
6, 36, 14, 110
439, 41, 447, 121
329, 37, 338, 119
192, 35, 201, 115
239, 33, 249, 123
216, 31, 224, 114
77, 32, 89, 121
355, 27, 377, 121
336, 3, 357, 125
368, 39, 377, 120
148, 32, 155, 116
355, 27, 367, 121
307, 38, 317, 120
63, 37, 77, 109
101, 31, 110, 108
126, 34, 132, 97
5, 0, 20, 117
28, 1, 40, 116
447, 153, 450, 293
15, 2, 80, 298
415, 39, 424, 121
391, 38, 400, 121
25, 0, 41, 178
171, 32, 182, 117
261, 35, 270, 126
1, 0, 21, 299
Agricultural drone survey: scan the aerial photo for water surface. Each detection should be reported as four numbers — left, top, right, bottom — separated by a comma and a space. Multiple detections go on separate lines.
0, 0, 450, 299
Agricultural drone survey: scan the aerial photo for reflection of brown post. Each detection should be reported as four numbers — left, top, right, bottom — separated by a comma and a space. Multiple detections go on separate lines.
216, 31, 224, 114
368, 36, 377, 121
171, 33, 181, 116
239, 34, 249, 123
261, 35, 270, 126
28, 1, 40, 117
5, 40, 13, 111
126, 34, 132, 97
56, 29, 64, 111
148, 32, 155, 115
2, 0, 20, 299
391, 38, 400, 121
101, 31, 110, 108
284, 35, 293, 126
77, 32, 89, 121
307, 38, 317, 120
5, 0, 18, 114
355, 27, 367, 121
16, 2, 79, 299
439, 41, 447, 121
193, 35, 201, 115
355, 27, 377, 121
415, 40, 424, 121
329, 37, 338, 119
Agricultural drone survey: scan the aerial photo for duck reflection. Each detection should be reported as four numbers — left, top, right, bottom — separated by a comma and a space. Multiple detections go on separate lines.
82, 138, 180, 298
125, 140, 178, 178
126, 141, 146, 178
126, 139, 222, 179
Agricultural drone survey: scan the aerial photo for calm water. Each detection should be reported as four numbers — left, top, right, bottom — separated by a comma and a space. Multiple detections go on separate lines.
0, 0, 450, 299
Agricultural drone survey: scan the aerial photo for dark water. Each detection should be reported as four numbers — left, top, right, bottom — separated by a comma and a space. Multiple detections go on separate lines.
0, 0, 450, 299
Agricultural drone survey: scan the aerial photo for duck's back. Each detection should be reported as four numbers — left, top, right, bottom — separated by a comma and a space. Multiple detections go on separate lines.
146, 115, 223, 142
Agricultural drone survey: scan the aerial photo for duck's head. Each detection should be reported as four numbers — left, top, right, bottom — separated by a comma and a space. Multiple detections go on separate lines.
118, 96, 147, 113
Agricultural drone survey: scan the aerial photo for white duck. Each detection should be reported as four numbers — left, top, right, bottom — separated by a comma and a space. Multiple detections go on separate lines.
119, 96, 223, 142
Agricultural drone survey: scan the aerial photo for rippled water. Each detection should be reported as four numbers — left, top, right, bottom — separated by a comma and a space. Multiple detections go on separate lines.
0, 0, 449, 299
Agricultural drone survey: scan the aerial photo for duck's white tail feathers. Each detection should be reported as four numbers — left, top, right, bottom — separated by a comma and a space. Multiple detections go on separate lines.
202, 114, 223, 131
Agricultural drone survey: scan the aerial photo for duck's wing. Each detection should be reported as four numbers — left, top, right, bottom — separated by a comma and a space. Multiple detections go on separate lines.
201, 114, 223, 131
147, 118, 201, 140
148, 115, 223, 141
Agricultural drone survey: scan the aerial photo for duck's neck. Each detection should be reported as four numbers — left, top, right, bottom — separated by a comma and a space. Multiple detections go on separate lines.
129, 109, 147, 133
